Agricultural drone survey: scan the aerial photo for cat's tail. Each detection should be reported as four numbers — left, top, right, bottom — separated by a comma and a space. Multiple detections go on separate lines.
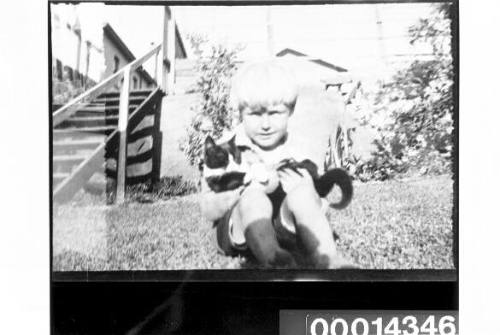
315, 168, 353, 209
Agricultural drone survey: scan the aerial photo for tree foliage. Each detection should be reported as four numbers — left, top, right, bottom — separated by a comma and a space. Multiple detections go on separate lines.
182, 44, 240, 167
353, 3, 454, 181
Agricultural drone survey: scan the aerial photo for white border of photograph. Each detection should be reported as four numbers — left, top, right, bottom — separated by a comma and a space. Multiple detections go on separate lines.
2, 0, 500, 333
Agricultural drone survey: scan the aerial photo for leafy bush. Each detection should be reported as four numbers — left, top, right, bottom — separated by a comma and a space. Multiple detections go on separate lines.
181, 44, 241, 167
351, 3, 454, 181
52, 80, 86, 107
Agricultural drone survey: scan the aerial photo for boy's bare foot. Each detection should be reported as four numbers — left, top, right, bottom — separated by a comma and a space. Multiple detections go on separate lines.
244, 219, 297, 269
268, 248, 297, 269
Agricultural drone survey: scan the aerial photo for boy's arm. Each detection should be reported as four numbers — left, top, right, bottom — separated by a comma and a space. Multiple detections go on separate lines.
199, 177, 242, 222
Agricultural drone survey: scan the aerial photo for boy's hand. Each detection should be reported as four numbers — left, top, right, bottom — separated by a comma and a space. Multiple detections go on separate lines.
277, 167, 313, 194
244, 163, 269, 184
244, 163, 280, 194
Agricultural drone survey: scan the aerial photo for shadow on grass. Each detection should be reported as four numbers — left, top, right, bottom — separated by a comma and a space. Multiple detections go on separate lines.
125, 175, 198, 204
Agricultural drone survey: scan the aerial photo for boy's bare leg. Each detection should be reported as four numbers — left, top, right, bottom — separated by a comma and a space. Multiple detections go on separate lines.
234, 187, 296, 268
283, 182, 352, 269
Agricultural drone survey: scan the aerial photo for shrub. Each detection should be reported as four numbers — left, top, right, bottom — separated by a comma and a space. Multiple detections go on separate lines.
181, 44, 241, 167
351, 3, 454, 181
52, 80, 86, 106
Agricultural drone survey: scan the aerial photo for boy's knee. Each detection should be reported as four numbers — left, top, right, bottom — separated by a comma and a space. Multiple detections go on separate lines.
286, 182, 322, 214
238, 187, 272, 219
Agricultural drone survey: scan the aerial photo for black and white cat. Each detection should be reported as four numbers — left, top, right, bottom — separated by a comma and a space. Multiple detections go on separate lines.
202, 135, 353, 210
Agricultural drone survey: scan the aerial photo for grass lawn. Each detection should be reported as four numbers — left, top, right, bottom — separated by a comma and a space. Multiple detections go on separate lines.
53, 174, 454, 270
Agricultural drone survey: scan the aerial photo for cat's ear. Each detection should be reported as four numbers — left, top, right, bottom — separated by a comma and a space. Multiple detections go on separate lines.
205, 136, 216, 150
227, 136, 241, 164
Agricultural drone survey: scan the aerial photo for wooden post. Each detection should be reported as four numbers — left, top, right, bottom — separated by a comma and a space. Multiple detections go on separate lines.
154, 48, 159, 85
151, 93, 163, 184
75, 23, 82, 81
84, 41, 91, 90
167, 10, 176, 94
161, 6, 171, 93
115, 65, 131, 204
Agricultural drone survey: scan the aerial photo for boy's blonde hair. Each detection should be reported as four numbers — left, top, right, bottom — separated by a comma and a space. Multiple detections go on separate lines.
230, 60, 298, 113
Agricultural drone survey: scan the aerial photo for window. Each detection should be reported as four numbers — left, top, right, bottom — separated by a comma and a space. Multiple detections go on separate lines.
113, 56, 120, 73
63, 66, 73, 82
56, 59, 63, 81
133, 77, 138, 90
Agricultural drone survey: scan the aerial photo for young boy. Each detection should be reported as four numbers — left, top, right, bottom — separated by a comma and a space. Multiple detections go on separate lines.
200, 61, 352, 269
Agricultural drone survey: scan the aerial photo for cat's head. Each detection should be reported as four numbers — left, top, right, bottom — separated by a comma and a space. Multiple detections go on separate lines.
204, 136, 230, 169
203, 135, 246, 192
204, 135, 243, 168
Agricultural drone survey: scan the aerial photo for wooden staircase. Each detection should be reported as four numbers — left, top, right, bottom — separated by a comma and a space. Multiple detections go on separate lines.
51, 43, 169, 204
52, 89, 163, 203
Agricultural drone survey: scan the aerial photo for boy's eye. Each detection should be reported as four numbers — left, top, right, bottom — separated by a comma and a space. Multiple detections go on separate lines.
270, 110, 286, 116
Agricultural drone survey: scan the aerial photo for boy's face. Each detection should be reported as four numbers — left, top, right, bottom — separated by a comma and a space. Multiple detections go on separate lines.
241, 103, 292, 150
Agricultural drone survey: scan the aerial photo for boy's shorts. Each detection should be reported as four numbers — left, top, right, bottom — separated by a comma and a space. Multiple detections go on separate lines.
213, 193, 329, 255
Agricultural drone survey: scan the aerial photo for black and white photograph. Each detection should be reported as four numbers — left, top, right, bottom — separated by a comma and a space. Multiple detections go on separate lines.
50, 1, 457, 272
15, 0, 500, 333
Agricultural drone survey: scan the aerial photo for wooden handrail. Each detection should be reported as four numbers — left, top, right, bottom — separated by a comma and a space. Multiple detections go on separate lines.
53, 44, 162, 127
129, 44, 161, 73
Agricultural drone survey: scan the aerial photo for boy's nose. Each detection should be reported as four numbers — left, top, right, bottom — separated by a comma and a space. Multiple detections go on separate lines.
261, 114, 271, 129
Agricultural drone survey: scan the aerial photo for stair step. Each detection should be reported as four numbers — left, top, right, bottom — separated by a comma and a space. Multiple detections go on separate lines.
53, 155, 87, 163
97, 90, 153, 99
53, 172, 70, 184
93, 96, 147, 105
69, 115, 119, 121
54, 101, 103, 109
73, 104, 141, 116
80, 103, 106, 108
53, 130, 114, 142
59, 116, 119, 128
53, 139, 103, 152
53, 126, 116, 135
53, 155, 87, 172
77, 105, 136, 112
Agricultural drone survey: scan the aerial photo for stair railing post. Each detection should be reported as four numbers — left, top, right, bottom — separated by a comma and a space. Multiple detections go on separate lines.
167, 10, 176, 95
161, 6, 171, 93
115, 65, 131, 204
151, 94, 163, 184
154, 48, 159, 86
